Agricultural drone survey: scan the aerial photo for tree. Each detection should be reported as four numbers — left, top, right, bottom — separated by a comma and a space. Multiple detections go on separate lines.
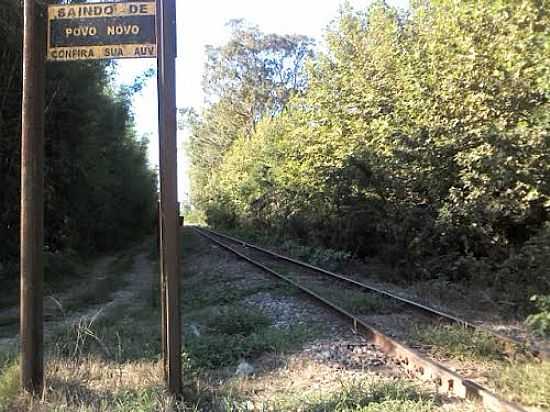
189, 0, 549, 301
0, 0, 157, 289
189, 20, 315, 208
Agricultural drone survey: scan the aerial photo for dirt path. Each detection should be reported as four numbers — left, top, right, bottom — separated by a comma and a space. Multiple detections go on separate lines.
2, 231, 481, 411
56, 252, 154, 327
0, 244, 154, 349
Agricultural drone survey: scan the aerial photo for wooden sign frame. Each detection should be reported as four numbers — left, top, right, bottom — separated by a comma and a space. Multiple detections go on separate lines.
20, 0, 181, 396
47, 1, 157, 61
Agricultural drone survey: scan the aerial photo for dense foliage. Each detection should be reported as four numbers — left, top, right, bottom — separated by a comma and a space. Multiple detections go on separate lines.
0, 0, 157, 285
189, 1, 549, 304
186, 20, 315, 213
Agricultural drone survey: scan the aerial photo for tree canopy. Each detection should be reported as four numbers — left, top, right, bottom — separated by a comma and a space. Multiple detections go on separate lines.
0, 0, 157, 286
188, 1, 549, 304
187, 20, 315, 210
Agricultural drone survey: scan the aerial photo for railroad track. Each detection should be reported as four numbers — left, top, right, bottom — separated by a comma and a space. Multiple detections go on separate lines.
197, 227, 545, 359
194, 226, 533, 412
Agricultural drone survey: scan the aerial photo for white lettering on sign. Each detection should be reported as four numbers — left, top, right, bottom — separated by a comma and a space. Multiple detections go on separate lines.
58, 6, 114, 19
65, 26, 98, 38
47, 2, 157, 61
50, 2, 155, 20
107, 25, 141, 36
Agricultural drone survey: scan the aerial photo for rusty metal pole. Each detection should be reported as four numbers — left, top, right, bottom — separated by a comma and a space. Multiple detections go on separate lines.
156, 0, 181, 395
159, 200, 167, 381
156, 31, 168, 391
20, 0, 46, 394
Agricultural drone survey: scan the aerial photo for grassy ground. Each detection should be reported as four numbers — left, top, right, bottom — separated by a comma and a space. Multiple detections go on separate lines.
183, 302, 315, 370
0, 349, 18, 412
213, 226, 549, 410
413, 324, 549, 409
259, 379, 443, 412
0, 251, 136, 341
0, 229, 480, 411
60, 253, 134, 313
286, 271, 550, 409
306, 284, 400, 315
219, 373, 461, 412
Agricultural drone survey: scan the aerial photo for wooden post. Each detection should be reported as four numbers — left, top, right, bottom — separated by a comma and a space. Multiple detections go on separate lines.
156, 0, 181, 395
20, 0, 46, 394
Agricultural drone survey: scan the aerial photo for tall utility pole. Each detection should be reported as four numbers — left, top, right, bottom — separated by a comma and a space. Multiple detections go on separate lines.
20, 0, 46, 394
156, 0, 181, 395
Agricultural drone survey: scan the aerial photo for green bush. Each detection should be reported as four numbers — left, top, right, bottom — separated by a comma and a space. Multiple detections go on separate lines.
526, 295, 550, 337
186, 325, 311, 369
0, 351, 19, 412
281, 240, 352, 271
202, 305, 272, 336
496, 224, 550, 303
413, 325, 505, 362
44, 252, 79, 285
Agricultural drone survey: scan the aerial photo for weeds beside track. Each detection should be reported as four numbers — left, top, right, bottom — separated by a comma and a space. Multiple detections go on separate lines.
195, 226, 547, 411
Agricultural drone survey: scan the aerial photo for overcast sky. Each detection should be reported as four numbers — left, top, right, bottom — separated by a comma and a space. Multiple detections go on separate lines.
114, 0, 409, 201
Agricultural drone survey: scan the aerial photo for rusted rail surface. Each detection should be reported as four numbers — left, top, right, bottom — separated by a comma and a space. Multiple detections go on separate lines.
194, 227, 530, 412
199, 226, 546, 360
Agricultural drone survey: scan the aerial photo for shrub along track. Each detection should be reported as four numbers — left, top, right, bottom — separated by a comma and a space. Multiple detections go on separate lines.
194, 226, 535, 412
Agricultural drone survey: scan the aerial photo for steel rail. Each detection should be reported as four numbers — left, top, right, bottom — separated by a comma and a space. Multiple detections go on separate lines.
194, 227, 528, 412
199, 227, 546, 359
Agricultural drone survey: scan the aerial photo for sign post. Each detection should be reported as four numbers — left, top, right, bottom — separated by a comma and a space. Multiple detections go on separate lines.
19, 0, 181, 396
156, 0, 181, 395
21, 0, 46, 393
